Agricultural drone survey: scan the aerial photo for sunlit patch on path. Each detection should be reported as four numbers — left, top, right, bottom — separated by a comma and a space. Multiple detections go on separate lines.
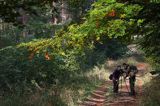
78, 81, 112, 106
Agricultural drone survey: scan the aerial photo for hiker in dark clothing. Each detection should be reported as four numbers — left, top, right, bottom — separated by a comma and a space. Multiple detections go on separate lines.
128, 65, 138, 96
121, 63, 130, 80
112, 65, 123, 93
122, 63, 138, 96
122, 63, 130, 74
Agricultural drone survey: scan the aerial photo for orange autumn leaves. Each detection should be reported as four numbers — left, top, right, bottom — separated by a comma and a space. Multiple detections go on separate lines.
96, 9, 116, 28
28, 52, 34, 60
45, 52, 51, 60
28, 48, 37, 60
28, 50, 51, 61
107, 9, 116, 17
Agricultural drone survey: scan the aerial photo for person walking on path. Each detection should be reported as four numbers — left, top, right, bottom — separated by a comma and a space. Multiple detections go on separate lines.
122, 63, 138, 96
128, 65, 138, 96
110, 65, 123, 93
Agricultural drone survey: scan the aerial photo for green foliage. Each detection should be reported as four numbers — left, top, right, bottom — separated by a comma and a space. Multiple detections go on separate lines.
0, 0, 142, 91
0, 36, 89, 90
142, 76, 160, 106
137, 2, 160, 69
3, 0, 159, 105
0, 37, 15, 48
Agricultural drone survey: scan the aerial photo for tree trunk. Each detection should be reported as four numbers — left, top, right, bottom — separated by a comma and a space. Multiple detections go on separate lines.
61, 0, 70, 23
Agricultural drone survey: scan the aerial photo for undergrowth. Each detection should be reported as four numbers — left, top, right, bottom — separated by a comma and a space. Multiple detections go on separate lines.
141, 76, 160, 106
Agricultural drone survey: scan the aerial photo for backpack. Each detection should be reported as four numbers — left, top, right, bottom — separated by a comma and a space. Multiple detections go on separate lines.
109, 74, 113, 80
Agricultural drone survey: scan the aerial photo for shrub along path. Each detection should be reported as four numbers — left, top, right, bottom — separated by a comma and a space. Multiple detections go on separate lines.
78, 45, 150, 106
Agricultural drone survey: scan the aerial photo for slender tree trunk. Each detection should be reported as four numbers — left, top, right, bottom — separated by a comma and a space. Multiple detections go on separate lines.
61, 0, 70, 23
52, 0, 61, 24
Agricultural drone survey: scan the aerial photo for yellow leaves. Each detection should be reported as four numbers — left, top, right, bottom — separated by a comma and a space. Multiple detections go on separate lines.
60, 52, 65, 56
96, 37, 100, 41
120, 14, 126, 19
129, 20, 134, 25
97, 38, 103, 44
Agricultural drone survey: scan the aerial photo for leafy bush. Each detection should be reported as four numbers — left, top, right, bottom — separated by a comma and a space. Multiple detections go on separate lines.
142, 76, 160, 106
0, 39, 80, 91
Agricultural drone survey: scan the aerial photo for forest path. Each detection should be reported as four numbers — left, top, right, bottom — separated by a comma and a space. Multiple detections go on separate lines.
78, 44, 151, 106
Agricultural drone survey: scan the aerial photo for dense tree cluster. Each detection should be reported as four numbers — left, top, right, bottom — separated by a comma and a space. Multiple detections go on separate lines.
0, 0, 94, 25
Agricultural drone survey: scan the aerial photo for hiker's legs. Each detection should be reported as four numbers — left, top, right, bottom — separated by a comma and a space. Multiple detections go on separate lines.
129, 76, 135, 95
113, 80, 119, 93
